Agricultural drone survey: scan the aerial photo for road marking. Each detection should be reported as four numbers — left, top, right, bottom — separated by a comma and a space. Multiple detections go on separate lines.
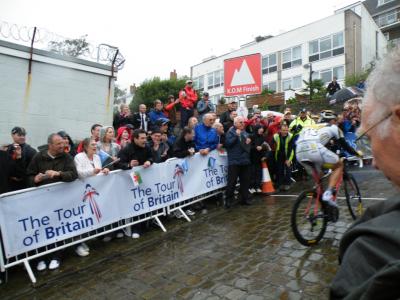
272, 194, 387, 201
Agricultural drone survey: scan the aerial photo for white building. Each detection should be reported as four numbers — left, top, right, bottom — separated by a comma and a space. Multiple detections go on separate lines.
191, 2, 387, 104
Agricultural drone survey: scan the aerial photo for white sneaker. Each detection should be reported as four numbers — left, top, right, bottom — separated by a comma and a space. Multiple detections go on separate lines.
48, 259, 60, 270
131, 233, 140, 239
36, 260, 47, 271
249, 188, 256, 194
173, 210, 183, 219
75, 244, 89, 257
80, 242, 90, 252
185, 209, 195, 216
256, 188, 262, 193
102, 235, 112, 242
116, 232, 124, 239
322, 190, 338, 207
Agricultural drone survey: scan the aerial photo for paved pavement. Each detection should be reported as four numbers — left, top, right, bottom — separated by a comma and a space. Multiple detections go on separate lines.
0, 165, 397, 300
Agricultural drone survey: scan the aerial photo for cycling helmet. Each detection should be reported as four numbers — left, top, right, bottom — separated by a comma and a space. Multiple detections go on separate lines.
319, 110, 337, 123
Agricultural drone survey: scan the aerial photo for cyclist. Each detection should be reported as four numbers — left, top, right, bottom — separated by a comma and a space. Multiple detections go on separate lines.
295, 110, 362, 214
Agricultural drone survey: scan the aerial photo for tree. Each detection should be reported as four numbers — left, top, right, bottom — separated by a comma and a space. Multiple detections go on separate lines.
302, 79, 326, 100
48, 35, 90, 57
129, 77, 188, 111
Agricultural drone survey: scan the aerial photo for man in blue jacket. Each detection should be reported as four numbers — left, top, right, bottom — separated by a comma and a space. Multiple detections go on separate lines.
194, 113, 219, 155
224, 116, 252, 208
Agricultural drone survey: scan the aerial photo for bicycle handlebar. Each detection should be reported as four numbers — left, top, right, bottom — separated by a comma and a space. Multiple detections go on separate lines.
345, 156, 364, 168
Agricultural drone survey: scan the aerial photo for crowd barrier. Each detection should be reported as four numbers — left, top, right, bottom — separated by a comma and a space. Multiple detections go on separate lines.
0, 151, 228, 284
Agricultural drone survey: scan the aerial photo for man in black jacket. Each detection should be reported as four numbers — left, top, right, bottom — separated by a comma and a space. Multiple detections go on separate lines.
0, 145, 24, 194
173, 127, 195, 158
219, 99, 237, 125
132, 104, 151, 132
7, 127, 37, 191
330, 49, 400, 300
117, 129, 153, 169
327, 76, 341, 97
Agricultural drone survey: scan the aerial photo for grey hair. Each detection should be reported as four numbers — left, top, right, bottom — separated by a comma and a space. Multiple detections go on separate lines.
233, 116, 244, 125
47, 133, 60, 144
364, 49, 400, 137
203, 113, 213, 121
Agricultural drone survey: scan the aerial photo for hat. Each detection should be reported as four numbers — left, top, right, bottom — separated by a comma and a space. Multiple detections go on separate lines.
155, 118, 170, 127
203, 92, 209, 97
57, 130, 69, 138
300, 108, 307, 113
229, 98, 237, 104
284, 110, 292, 115
253, 108, 261, 114
186, 79, 193, 84
11, 126, 26, 136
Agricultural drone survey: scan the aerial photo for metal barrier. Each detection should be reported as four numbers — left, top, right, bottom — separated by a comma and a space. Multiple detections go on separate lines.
0, 185, 224, 284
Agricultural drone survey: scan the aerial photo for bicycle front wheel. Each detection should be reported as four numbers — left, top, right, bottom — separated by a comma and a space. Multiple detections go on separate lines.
291, 190, 328, 246
344, 173, 363, 220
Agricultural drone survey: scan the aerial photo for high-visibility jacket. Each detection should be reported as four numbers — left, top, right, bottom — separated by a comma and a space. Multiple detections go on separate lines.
273, 133, 294, 162
289, 116, 315, 136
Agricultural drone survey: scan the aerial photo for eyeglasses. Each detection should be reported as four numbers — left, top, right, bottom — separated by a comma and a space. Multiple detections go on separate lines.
355, 111, 392, 142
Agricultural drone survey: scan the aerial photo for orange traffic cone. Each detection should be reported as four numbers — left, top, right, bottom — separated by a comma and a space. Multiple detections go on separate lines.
261, 160, 275, 195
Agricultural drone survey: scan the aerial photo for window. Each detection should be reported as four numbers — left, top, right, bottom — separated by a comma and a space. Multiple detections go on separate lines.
262, 53, 277, 74
282, 46, 302, 70
198, 75, 204, 91
207, 70, 223, 90
314, 66, 344, 84
268, 81, 277, 92
282, 75, 303, 90
378, 0, 395, 6
309, 32, 344, 62
376, 9, 399, 27
207, 73, 213, 89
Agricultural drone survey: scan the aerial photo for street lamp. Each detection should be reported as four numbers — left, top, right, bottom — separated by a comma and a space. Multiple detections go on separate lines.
303, 63, 313, 101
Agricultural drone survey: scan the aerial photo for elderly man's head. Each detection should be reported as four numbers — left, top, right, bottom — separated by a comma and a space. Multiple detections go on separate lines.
234, 116, 245, 130
213, 122, 224, 135
360, 49, 400, 186
203, 113, 216, 127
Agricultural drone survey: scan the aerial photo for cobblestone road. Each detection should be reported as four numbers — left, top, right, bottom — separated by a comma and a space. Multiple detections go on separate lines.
1, 166, 397, 300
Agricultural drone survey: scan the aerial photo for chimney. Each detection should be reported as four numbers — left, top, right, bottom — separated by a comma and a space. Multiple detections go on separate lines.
170, 69, 177, 80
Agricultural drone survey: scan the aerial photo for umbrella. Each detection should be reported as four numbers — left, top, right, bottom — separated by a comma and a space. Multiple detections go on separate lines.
329, 87, 364, 105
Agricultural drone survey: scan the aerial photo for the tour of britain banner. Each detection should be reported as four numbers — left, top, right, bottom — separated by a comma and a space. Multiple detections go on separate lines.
0, 151, 228, 258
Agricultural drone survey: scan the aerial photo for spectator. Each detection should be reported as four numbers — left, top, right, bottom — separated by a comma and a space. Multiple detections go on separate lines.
77, 124, 102, 153
222, 110, 237, 133
178, 79, 198, 128
330, 49, 400, 299
196, 92, 215, 122
113, 104, 133, 130
6, 126, 37, 191
132, 104, 151, 132
173, 127, 196, 158
97, 126, 120, 166
245, 109, 268, 134
219, 99, 238, 125
164, 95, 179, 127
224, 116, 252, 208
58, 131, 77, 157
26, 133, 78, 271
188, 117, 198, 130
0, 144, 24, 194
213, 122, 225, 149
116, 126, 132, 149
117, 129, 153, 239
271, 124, 294, 191
356, 79, 365, 91
265, 112, 282, 146
289, 108, 315, 139
73, 138, 110, 256
149, 100, 167, 127
148, 129, 170, 163
194, 113, 219, 155
249, 125, 270, 193
281, 110, 293, 127
327, 76, 341, 97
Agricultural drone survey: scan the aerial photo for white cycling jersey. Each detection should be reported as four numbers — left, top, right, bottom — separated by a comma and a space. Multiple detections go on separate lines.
297, 124, 344, 146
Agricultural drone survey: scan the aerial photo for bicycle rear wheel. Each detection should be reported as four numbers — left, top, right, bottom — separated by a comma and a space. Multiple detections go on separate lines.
344, 173, 363, 220
291, 190, 328, 246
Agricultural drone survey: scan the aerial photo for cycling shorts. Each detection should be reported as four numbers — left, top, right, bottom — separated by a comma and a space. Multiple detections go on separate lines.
296, 140, 339, 170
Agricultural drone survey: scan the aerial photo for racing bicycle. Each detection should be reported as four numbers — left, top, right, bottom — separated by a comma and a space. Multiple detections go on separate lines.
290, 157, 364, 246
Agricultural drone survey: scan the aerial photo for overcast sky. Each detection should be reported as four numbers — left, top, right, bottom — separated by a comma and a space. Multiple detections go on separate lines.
2, 0, 357, 89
